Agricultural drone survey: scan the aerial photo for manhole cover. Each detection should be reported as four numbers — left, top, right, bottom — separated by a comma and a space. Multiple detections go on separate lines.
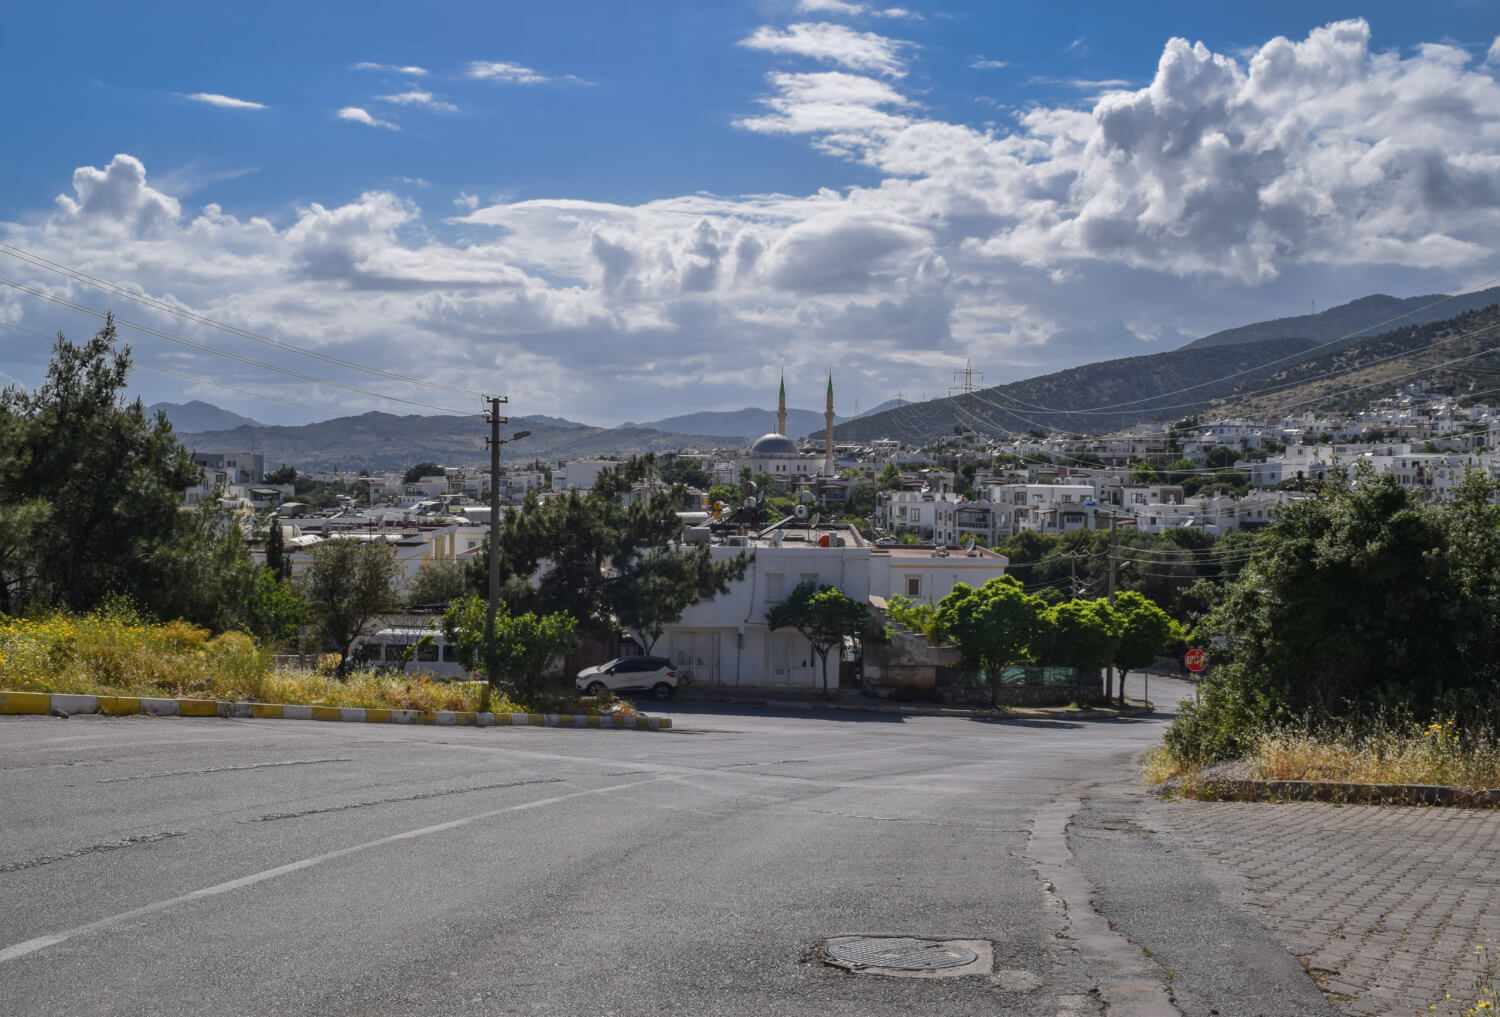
825, 937, 979, 971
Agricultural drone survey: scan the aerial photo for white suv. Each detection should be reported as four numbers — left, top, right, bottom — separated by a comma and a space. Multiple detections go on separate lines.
575, 656, 677, 699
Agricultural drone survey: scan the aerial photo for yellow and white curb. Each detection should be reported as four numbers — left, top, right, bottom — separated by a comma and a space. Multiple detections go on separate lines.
0, 691, 670, 730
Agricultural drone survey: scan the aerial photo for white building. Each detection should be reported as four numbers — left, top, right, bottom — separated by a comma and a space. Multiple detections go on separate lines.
657, 523, 1009, 688
553, 460, 620, 492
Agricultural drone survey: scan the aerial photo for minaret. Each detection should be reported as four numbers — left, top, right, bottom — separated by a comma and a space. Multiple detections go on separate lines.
824, 372, 835, 476
777, 372, 787, 436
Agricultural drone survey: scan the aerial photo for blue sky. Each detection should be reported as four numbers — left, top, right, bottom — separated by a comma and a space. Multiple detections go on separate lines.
3, 1, 1499, 429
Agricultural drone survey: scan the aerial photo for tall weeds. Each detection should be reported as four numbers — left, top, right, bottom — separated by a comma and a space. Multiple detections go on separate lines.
0, 608, 589, 715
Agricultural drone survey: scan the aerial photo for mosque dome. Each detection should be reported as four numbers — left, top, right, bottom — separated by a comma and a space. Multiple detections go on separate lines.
749, 433, 799, 456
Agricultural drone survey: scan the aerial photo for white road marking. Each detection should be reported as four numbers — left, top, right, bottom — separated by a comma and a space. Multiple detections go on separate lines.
0, 777, 663, 964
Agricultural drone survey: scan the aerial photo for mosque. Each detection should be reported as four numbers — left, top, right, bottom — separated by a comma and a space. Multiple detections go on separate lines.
741, 373, 837, 478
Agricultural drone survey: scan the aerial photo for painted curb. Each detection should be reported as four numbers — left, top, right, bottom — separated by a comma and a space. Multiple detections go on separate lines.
0, 691, 671, 732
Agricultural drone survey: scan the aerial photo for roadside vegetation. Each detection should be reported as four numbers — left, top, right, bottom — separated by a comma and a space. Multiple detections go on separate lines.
887, 577, 1178, 705
1155, 464, 1500, 790
0, 604, 582, 714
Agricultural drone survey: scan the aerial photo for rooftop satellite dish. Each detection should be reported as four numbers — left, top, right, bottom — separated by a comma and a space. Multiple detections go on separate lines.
809, 513, 822, 530
963, 536, 978, 554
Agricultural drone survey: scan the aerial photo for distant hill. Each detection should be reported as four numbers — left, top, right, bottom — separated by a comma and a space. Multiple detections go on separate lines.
829, 336, 1320, 443
1184, 287, 1500, 350
178, 411, 745, 472
1207, 303, 1500, 420
149, 400, 263, 432
831, 290, 1500, 444
632, 406, 846, 441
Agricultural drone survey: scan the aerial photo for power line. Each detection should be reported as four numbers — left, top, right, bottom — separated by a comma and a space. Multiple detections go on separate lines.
1, 319, 334, 417
0, 241, 488, 399
0, 277, 478, 415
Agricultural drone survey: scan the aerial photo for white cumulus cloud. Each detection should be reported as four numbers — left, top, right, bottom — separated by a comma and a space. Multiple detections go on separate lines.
337, 107, 399, 130
466, 61, 549, 84
375, 90, 459, 112
6, 20, 1500, 427
181, 92, 266, 110
738, 22, 909, 77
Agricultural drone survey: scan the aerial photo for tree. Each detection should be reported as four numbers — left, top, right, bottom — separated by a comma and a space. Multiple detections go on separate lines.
265, 518, 290, 581
1035, 598, 1118, 700
934, 576, 1044, 706
767, 582, 869, 696
140, 491, 257, 632
877, 462, 904, 490
403, 462, 445, 484
482, 456, 749, 639
1109, 590, 1176, 703
0, 498, 49, 615
660, 457, 711, 490
0, 316, 200, 612
246, 567, 307, 647
405, 557, 469, 606
301, 538, 401, 673
611, 544, 746, 653
265, 464, 297, 485
1164, 465, 1500, 766
439, 594, 579, 702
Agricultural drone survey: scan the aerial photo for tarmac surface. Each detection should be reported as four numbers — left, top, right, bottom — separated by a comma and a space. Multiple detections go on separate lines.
0, 677, 1487, 1016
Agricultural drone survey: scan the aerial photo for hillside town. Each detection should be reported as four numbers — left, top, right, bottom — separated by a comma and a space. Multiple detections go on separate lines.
154, 375, 1495, 698
199, 377, 1499, 561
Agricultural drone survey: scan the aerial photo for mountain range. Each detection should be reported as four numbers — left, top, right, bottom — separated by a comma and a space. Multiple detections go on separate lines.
148, 400, 263, 432
175, 412, 746, 472
829, 288, 1500, 443
172, 287, 1500, 468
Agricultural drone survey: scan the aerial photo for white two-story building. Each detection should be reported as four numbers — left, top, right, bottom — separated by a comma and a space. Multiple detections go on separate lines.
656, 522, 1009, 688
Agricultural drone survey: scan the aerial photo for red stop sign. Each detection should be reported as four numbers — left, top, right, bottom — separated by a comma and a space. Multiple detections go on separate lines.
1184, 648, 1208, 672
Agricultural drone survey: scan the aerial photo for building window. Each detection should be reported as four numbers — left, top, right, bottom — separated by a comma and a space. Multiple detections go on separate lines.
799, 572, 819, 590
766, 572, 784, 602
906, 575, 921, 598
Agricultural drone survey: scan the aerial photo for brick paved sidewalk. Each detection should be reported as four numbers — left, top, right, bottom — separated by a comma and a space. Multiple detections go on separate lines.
1149, 799, 1500, 1017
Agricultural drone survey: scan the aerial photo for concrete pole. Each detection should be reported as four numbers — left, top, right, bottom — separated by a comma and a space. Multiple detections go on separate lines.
1106, 512, 1117, 704
485, 396, 507, 688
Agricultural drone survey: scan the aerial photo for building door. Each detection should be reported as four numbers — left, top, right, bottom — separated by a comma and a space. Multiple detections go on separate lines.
769, 633, 814, 686
669, 631, 720, 686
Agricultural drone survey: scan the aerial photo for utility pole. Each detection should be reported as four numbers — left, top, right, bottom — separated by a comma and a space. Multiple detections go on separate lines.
1106, 513, 1118, 704
485, 396, 508, 691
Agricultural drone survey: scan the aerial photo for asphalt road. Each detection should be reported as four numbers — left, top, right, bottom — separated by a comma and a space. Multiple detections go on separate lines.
0, 679, 1333, 1017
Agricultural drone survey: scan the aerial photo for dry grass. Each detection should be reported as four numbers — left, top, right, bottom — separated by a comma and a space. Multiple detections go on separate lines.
1141, 745, 1184, 785
0, 609, 626, 716
1146, 719, 1500, 791
1252, 720, 1500, 789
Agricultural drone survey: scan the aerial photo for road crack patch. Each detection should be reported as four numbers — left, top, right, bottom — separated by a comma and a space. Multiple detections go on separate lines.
1026, 798, 1180, 1017
86, 757, 353, 785
245, 777, 566, 822
0, 831, 184, 873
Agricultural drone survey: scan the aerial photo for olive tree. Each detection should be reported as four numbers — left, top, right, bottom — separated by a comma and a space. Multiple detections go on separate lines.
301, 538, 401, 673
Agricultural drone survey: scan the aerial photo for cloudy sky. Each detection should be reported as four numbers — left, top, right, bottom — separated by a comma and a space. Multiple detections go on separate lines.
3, 1, 1499, 428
